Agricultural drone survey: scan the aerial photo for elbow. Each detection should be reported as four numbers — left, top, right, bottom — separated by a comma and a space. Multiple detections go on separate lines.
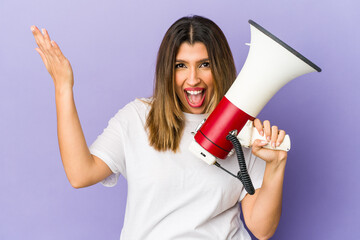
70, 181, 84, 189
246, 220, 278, 240
69, 179, 84, 189
254, 232, 275, 240
67, 176, 89, 189
65, 168, 94, 189
250, 225, 277, 240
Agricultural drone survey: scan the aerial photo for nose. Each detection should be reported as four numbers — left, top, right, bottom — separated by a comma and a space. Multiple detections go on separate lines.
186, 67, 201, 86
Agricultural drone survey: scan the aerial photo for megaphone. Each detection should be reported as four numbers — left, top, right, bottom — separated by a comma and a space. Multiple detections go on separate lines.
189, 20, 321, 193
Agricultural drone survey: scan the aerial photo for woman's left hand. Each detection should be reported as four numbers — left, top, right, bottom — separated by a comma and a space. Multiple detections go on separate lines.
251, 118, 287, 165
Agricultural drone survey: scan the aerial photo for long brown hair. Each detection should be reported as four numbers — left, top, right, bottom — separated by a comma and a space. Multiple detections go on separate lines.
146, 15, 237, 152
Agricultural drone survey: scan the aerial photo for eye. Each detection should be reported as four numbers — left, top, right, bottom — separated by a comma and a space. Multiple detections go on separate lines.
200, 61, 210, 68
175, 63, 186, 69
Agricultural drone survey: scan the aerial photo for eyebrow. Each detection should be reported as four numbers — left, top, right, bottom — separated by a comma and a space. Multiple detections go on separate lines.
175, 58, 210, 63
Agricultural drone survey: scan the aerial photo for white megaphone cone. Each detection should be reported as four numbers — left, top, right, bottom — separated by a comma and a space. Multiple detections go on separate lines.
190, 20, 321, 166
227, 20, 321, 117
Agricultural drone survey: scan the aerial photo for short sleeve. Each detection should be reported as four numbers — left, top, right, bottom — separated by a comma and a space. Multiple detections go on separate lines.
89, 111, 127, 187
239, 150, 266, 201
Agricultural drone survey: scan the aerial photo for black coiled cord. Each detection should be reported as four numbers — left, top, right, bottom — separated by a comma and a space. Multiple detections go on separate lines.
214, 132, 255, 195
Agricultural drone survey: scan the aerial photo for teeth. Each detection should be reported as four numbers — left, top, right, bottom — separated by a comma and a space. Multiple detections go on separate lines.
186, 90, 202, 95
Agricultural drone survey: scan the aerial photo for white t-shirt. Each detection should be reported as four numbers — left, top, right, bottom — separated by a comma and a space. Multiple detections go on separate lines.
89, 98, 266, 240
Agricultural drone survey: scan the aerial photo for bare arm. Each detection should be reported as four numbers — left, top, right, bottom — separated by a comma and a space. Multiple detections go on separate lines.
31, 26, 112, 188
55, 88, 112, 188
241, 119, 287, 239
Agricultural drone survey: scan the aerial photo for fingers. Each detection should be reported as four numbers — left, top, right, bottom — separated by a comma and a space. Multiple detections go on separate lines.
261, 120, 276, 148
31, 26, 56, 55
31, 26, 46, 51
253, 119, 264, 136
31, 26, 67, 63
277, 130, 286, 147
42, 28, 52, 49
252, 139, 269, 150
271, 125, 278, 148
253, 119, 286, 148
50, 40, 65, 59
263, 120, 271, 142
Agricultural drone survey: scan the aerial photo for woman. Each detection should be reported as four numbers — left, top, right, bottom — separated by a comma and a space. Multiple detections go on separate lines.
31, 15, 287, 240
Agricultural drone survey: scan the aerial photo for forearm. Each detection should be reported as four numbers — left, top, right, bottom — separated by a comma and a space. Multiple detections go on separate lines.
246, 159, 286, 239
55, 86, 94, 188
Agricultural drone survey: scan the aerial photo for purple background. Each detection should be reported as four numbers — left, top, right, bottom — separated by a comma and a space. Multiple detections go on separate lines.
1, 0, 359, 239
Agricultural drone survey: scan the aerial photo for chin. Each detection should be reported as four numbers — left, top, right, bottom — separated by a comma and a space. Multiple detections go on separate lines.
187, 106, 206, 114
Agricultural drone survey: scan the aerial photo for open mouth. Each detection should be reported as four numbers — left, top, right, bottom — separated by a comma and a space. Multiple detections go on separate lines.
184, 88, 206, 108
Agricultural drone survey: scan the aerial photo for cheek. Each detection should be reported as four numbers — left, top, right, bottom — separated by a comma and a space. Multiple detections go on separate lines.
174, 84, 183, 99
204, 74, 214, 93
175, 72, 185, 93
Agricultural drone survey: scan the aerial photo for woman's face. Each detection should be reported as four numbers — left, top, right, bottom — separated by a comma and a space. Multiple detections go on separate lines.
174, 42, 214, 114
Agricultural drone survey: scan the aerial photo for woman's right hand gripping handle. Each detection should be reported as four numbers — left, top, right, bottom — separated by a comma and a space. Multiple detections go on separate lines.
31, 26, 112, 188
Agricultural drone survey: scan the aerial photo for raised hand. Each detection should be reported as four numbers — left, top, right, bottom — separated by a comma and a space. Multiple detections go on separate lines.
31, 26, 74, 90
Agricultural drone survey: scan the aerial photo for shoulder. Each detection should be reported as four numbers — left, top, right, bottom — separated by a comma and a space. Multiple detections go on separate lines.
115, 97, 150, 115
132, 97, 152, 112
112, 97, 152, 127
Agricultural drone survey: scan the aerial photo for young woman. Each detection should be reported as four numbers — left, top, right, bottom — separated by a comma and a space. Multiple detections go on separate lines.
31, 15, 287, 240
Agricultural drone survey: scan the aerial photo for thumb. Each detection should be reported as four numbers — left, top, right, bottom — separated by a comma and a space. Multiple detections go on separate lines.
252, 139, 268, 153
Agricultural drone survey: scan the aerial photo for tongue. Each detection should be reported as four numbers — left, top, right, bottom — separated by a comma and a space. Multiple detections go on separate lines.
189, 93, 203, 104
